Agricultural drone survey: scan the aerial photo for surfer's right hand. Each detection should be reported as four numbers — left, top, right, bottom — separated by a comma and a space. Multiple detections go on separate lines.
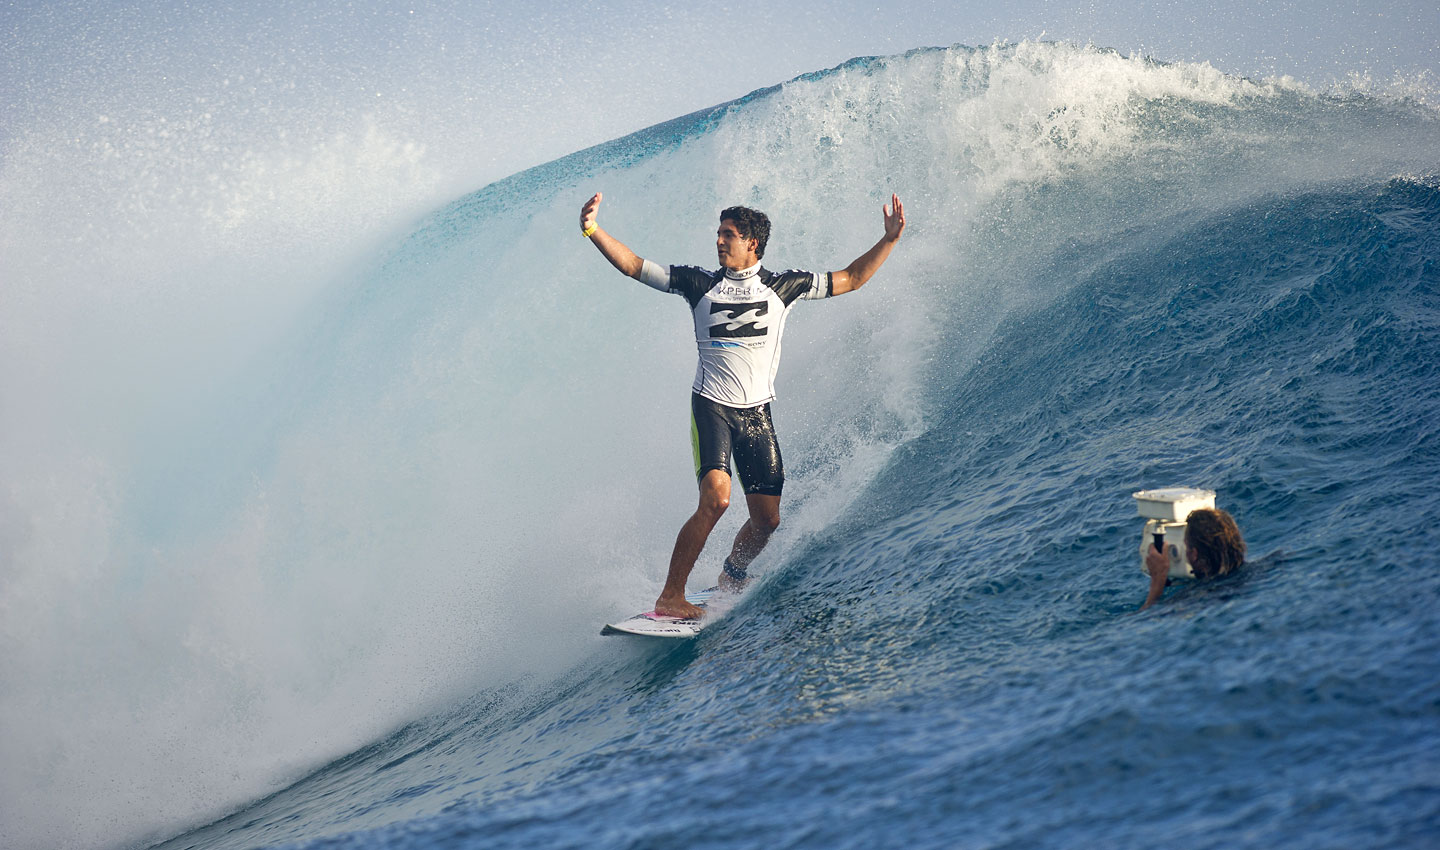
581, 192, 602, 234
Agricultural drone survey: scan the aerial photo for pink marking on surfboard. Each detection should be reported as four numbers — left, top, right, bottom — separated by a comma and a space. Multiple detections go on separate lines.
642, 611, 698, 623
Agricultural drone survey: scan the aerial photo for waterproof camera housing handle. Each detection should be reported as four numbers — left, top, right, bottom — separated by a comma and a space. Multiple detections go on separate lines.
1134, 487, 1216, 579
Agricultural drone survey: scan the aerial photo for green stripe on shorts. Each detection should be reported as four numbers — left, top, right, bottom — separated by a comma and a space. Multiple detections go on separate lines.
691, 407, 702, 479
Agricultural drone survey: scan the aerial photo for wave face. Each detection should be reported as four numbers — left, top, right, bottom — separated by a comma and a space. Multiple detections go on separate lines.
4, 43, 1440, 850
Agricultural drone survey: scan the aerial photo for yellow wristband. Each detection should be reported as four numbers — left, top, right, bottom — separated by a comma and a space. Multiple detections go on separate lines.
582, 223, 598, 238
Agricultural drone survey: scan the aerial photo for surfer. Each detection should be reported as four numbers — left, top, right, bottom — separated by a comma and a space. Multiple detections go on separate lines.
581, 191, 905, 618
1141, 508, 1246, 609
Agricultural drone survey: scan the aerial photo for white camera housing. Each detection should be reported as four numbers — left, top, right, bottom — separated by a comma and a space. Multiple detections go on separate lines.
1134, 487, 1216, 579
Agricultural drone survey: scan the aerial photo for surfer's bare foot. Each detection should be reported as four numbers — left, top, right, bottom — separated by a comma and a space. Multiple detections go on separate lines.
718, 571, 748, 593
654, 593, 704, 619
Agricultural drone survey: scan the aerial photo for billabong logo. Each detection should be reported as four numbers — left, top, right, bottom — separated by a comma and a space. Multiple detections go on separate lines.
709, 300, 768, 338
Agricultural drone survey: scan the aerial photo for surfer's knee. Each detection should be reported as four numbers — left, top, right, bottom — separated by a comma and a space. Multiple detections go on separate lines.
741, 509, 779, 539
697, 471, 731, 520
699, 491, 730, 519
745, 493, 781, 533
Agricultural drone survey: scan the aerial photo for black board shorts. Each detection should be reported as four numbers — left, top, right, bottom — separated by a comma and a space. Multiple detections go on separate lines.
690, 392, 784, 496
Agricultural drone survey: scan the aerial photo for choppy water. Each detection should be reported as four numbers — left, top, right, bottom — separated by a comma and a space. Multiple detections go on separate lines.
4, 43, 1439, 850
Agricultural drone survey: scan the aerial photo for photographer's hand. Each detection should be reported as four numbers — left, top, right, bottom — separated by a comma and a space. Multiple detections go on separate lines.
1141, 545, 1171, 609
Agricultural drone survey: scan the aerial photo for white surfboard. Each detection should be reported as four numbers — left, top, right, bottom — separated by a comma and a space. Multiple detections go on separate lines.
601, 587, 717, 638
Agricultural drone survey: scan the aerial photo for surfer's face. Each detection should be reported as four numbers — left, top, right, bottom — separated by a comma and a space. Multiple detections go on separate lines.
717, 219, 758, 270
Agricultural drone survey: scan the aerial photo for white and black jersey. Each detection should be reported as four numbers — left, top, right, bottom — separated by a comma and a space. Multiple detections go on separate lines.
638, 259, 832, 408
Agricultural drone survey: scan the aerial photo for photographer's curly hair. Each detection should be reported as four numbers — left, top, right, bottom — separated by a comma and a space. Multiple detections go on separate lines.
720, 206, 771, 259
1184, 508, 1246, 580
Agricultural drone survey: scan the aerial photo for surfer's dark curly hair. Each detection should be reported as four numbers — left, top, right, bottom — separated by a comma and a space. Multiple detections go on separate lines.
1184, 508, 1246, 579
720, 206, 771, 259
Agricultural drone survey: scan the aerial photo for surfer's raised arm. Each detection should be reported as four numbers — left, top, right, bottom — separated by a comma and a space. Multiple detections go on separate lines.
829, 193, 906, 296
580, 192, 645, 279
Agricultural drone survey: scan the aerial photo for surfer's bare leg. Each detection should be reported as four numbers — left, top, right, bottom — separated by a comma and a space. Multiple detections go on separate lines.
656, 469, 730, 618
718, 493, 780, 591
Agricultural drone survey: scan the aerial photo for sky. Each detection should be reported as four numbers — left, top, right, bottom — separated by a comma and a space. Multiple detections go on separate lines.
2, 0, 1436, 193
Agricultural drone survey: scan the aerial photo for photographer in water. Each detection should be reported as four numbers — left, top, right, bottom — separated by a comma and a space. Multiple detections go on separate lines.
1142, 508, 1246, 609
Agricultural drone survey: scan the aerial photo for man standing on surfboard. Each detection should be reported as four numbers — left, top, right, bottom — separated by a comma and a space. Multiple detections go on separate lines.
580, 193, 906, 618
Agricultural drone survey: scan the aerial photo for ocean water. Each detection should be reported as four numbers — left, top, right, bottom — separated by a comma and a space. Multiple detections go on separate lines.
3, 42, 1439, 850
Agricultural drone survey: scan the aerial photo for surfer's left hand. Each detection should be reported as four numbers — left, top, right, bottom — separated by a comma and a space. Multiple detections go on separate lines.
883, 193, 905, 242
